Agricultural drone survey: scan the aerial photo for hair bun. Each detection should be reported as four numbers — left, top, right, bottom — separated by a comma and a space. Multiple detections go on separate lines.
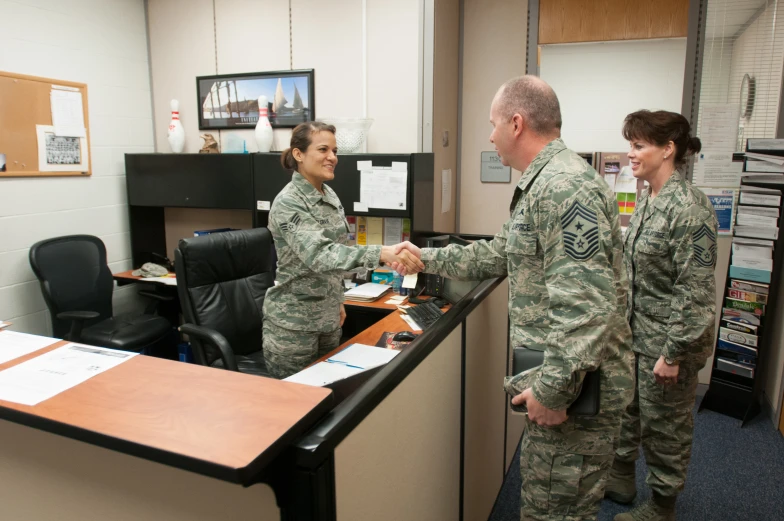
687, 136, 702, 156
280, 147, 297, 170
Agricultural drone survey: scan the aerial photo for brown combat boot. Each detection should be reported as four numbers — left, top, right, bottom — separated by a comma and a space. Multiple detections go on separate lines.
604, 460, 637, 504
614, 495, 676, 521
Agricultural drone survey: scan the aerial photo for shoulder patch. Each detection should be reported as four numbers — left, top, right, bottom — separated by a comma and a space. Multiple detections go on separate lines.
693, 224, 716, 268
561, 200, 599, 261
279, 213, 302, 233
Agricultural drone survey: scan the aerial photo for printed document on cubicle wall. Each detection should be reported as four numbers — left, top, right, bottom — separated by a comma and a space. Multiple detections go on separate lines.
358, 161, 408, 211
0, 343, 137, 406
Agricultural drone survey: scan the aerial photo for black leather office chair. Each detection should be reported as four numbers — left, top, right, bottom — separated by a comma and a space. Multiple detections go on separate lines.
175, 228, 275, 376
29, 235, 171, 352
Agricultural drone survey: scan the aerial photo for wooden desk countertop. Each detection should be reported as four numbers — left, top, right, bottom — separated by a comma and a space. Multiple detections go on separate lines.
0, 333, 333, 484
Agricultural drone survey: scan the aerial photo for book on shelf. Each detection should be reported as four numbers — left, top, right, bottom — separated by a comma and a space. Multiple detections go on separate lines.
717, 338, 758, 358
736, 212, 779, 228
733, 225, 779, 241
730, 279, 770, 295
732, 238, 774, 260
722, 307, 761, 326
719, 327, 758, 347
736, 205, 780, 218
721, 318, 759, 335
724, 297, 765, 315
745, 152, 784, 165
727, 287, 768, 304
739, 186, 782, 207
746, 138, 784, 153
716, 349, 757, 367
729, 265, 772, 284
716, 358, 755, 379
731, 255, 773, 271
744, 158, 784, 173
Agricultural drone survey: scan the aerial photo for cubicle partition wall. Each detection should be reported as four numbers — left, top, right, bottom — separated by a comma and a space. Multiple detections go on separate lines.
125, 153, 435, 267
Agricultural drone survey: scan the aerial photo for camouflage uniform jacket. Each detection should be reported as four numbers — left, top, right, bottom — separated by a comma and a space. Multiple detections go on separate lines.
264, 172, 382, 332
422, 139, 633, 411
624, 171, 718, 363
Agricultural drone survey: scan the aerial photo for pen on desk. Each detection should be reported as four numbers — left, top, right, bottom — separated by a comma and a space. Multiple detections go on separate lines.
325, 359, 364, 370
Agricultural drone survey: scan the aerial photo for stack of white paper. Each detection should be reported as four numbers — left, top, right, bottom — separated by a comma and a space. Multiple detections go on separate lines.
0, 331, 59, 365
283, 343, 400, 388
344, 282, 392, 302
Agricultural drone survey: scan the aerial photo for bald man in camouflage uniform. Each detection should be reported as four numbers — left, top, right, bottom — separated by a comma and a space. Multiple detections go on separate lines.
608, 169, 717, 521
407, 76, 635, 521
263, 172, 382, 379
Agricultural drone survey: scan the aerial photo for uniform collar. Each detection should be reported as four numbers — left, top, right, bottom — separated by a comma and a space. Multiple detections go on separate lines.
291, 172, 340, 209
517, 138, 568, 192
650, 170, 684, 211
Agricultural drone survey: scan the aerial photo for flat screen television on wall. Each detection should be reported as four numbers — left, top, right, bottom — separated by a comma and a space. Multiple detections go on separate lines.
196, 69, 315, 130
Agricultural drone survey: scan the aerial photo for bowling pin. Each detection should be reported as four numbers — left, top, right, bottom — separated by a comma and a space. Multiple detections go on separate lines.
167, 99, 185, 153
255, 95, 273, 153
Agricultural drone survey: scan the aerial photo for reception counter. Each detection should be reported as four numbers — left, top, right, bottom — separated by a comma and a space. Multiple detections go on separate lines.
0, 275, 519, 521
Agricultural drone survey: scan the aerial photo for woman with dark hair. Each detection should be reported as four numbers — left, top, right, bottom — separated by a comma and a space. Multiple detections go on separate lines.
263, 122, 423, 379
607, 110, 718, 521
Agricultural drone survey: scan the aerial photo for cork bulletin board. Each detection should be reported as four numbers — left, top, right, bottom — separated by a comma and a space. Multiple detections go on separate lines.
0, 71, 91, 177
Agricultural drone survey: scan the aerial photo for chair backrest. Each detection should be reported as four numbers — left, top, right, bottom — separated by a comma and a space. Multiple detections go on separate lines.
29, 235, 114, 338
175, 228, 275, 366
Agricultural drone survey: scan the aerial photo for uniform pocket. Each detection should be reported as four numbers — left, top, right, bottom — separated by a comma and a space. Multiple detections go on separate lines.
636, 237, 668, 256
548, 453, 584, 514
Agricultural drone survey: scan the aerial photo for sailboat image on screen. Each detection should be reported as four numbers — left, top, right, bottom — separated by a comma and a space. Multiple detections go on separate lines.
196, 69, 314, 130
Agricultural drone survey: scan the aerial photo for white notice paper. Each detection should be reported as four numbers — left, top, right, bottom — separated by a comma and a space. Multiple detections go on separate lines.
50, 89, 86, 137
383, 218, 403, 245
402, 274, 418, 289
700, 105, 740, 153
0, 343, 137, 406
0, 331, 60, 365
692, 158, 743, 187
442, 169, 452, 214
360, 169, 408, 210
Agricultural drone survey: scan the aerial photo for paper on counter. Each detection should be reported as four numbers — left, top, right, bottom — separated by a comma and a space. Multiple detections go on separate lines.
0, 343, 137, 406
327, 343, 400, 369
400, 314, 422, 331
0, 331, 60, 365
283, 362, 363, 387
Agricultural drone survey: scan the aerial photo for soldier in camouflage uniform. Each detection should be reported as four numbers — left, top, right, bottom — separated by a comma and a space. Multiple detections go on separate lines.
396, 76, 635, 521
263, 122, 423, 379
607, 111, 717, 521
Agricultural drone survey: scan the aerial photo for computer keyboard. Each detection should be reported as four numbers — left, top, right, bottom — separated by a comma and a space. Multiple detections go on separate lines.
406, 300, 445, 330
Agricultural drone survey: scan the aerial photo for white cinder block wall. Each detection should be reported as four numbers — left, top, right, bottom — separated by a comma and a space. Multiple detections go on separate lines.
540, 39, 687, 152
0, 0, 153, 335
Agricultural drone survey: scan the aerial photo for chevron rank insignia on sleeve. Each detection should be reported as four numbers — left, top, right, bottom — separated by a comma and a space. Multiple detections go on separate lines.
693, 224, 717, 268
561, 200, 599, 261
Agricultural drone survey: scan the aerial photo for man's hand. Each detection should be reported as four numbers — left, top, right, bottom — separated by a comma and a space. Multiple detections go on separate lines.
388, 241, 423, 275
653, 355, 679, 385
511, 388, 569, 427
339, 304, 346, 327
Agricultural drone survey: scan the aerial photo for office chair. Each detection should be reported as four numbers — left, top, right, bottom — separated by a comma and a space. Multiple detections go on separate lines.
29, 235, 172, 352
175, 228, 275, 377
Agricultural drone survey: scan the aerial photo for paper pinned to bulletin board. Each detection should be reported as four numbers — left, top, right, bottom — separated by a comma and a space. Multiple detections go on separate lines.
702, 188, 737, 235
0, 71, 91, 177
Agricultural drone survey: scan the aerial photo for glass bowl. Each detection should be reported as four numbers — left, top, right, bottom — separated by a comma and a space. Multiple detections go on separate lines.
320, 118, 374, 153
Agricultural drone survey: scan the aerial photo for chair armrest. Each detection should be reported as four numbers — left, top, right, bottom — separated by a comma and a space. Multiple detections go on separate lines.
137, 290, 175, 302
178, 323, 239, 372
56, 311, 100, 342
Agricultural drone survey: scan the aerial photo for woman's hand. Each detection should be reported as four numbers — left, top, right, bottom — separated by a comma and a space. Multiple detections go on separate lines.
381, 244, 424, 274
339, 304, 346, 327
653, 355, 680, 385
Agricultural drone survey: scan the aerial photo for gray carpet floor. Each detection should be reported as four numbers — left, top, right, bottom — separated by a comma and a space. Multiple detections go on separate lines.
488, 396, 784, 521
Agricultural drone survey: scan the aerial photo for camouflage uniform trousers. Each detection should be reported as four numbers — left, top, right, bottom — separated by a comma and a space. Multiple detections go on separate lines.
519, 357, 632, 521
614, 353, 702, 498
263, 318, 342, 379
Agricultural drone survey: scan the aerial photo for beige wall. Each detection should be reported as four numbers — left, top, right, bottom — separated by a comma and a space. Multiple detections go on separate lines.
0, 420, 280, 520
147, 0, 421, 155
432, 0, 460, 233
458, 0, 528, 235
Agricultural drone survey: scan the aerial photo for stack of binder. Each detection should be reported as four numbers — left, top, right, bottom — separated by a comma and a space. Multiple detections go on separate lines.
744, 139, 784, 177
344, 282, 392, 302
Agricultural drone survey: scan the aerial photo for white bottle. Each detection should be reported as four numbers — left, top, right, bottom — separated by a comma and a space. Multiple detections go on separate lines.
167, 99, 185, 153
255, 95, 274, 153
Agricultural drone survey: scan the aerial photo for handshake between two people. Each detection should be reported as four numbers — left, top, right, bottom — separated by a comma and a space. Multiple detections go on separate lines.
380, 241, 424, 276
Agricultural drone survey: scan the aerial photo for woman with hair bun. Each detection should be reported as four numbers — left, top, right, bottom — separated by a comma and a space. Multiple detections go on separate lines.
263, 121, 423, 379
607, 110, 718, 521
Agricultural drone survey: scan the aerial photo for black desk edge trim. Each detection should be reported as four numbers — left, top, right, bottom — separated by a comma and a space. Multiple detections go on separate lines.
0, 387, 334, 486
289, 276, 505, 467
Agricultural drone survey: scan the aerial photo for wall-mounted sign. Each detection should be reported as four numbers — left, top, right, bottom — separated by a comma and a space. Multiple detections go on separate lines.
480, 151, 511, 183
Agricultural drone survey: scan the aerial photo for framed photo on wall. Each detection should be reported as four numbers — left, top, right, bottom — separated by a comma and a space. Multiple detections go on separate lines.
196, 69, 315, 130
